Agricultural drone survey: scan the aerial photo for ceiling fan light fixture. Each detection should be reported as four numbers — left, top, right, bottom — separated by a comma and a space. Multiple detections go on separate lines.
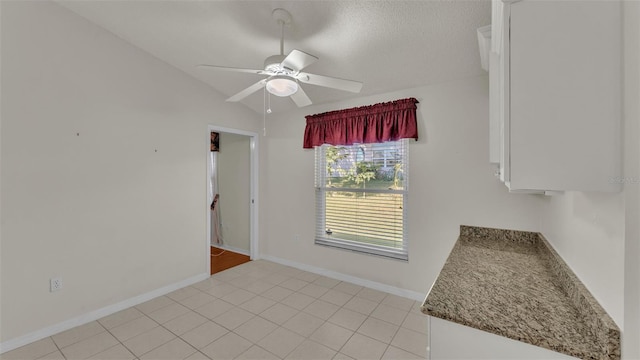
266, 75, 298, 97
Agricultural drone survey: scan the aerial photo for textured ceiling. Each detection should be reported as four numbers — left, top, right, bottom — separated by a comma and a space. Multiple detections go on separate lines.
57, 0, 491, 114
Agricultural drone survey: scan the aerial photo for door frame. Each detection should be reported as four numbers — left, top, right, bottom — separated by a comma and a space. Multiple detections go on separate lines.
206, 125, 259, 273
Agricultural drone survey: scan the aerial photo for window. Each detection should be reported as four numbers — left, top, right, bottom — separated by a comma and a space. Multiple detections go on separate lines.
314, 139, 408, 260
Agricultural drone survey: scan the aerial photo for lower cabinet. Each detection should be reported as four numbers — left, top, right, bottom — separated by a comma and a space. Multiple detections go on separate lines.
428, 316, 576, 359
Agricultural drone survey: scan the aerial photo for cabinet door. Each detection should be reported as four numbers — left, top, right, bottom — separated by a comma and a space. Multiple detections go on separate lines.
508, 0, 621, 192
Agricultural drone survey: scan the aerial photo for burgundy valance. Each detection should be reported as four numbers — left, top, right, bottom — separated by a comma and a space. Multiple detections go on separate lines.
303, 98, 419, 149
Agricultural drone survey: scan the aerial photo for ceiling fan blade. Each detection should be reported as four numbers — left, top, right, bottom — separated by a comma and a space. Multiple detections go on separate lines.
297, 72, 363, 93
226, 79, 267, 102
197, 64, 268, 75
281, 49, 318, 72
290, 86, 312, 107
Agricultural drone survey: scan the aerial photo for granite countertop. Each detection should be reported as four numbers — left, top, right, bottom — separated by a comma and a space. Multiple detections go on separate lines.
421, 225, 620, 360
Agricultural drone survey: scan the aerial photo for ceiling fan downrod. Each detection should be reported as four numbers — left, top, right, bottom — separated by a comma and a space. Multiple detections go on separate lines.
280, 21, 284, 56
272, 8, 292, 56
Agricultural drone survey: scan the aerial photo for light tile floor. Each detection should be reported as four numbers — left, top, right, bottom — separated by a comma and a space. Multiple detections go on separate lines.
3, 260, 428, 360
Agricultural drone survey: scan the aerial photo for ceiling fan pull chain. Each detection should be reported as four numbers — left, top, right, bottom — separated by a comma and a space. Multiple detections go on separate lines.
263, 86, 267, 136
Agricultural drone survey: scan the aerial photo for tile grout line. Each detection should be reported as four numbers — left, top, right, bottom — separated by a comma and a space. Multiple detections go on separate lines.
49, 335, 66, 360
95, 320, 124, 360
117, 312, 168, 359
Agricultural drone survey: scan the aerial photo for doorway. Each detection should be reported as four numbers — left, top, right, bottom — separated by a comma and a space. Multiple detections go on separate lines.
207, 126, 258, 275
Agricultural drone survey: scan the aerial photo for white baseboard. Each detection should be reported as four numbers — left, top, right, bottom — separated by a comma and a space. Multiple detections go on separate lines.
260, 255, 426, 301
211, 244, 250, 257
0, 272, 209, 354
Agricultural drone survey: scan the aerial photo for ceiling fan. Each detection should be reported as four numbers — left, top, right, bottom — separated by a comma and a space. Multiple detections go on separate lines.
197, 8, 363, 108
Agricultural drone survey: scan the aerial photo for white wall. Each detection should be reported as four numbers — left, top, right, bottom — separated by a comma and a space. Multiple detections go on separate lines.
261, 76, 544, 294
217, 133, 251, 252
0, 1, 260, 344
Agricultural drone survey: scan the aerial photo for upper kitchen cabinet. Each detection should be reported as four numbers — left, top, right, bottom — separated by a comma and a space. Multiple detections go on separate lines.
489, 0, 622, 192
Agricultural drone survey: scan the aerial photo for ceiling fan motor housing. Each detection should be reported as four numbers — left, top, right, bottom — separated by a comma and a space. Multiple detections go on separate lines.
264, 54, 293, 73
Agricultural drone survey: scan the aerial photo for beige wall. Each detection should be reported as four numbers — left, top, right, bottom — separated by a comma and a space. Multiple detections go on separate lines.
0, 1, 260, 343
217, 133, 251, 252
260, 76, 544, 295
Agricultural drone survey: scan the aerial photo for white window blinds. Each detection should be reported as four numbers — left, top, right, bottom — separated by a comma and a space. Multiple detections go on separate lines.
314, 140, 409, 260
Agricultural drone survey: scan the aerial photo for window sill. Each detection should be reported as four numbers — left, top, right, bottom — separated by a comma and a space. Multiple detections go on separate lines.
315, 237, 408, 261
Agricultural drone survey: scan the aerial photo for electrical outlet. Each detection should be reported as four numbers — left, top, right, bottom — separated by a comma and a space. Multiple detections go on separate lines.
50, 277, 62, 292
294, 234, 300, 241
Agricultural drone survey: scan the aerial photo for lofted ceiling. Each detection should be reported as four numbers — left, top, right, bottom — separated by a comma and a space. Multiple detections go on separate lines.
57, 0, 491, 114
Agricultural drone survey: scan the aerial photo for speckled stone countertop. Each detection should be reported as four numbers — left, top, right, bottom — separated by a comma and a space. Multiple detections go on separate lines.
421, 225, 620, 360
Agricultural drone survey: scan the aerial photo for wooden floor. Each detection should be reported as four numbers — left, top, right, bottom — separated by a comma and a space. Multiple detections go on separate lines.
210, 247, 250, 275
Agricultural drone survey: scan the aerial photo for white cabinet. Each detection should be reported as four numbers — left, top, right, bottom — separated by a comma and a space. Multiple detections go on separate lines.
428, 316, 577, 359
489, 0, 622, 192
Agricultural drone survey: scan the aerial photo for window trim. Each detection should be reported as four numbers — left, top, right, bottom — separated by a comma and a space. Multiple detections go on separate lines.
314, 140, 409, 261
